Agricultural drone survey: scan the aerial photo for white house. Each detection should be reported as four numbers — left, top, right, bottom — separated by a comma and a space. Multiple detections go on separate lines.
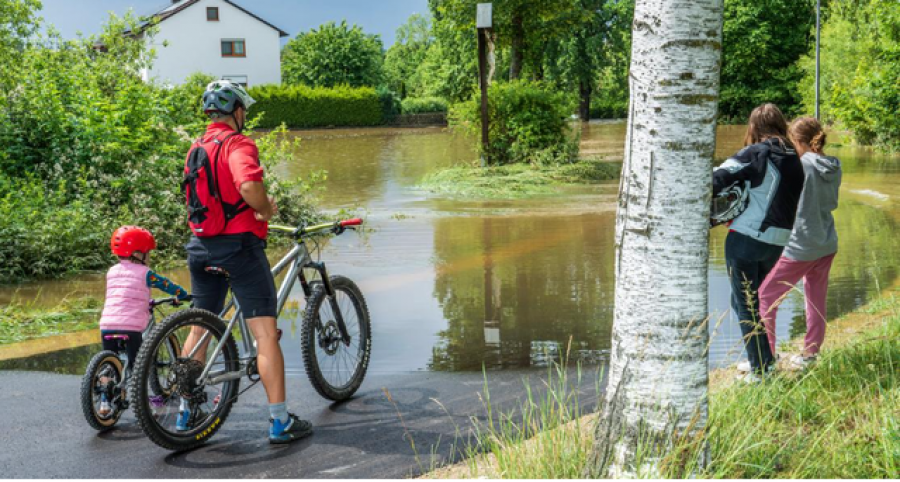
136, 0, 288, 86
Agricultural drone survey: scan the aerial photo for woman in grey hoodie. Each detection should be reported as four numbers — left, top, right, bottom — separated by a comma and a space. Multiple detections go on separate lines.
758, 117, 842, 369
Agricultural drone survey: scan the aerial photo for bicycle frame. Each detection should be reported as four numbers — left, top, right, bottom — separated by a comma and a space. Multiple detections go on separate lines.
187, 222, 353, 387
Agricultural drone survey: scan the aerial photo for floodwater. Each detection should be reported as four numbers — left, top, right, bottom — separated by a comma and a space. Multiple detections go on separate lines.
2, 122, 898, 376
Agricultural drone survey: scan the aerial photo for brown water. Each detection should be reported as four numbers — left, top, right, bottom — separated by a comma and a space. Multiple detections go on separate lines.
2, 122, 899, 375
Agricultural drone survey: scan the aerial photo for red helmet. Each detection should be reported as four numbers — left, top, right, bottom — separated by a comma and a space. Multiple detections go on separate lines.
110, 226, 156, 257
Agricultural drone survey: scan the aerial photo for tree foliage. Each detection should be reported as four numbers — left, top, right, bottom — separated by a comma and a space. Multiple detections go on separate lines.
383, 13, 433, 98
799, 0, 899, 151
720, 0, 816, 121
282, 20, 384, 88
0, 0, 41, 92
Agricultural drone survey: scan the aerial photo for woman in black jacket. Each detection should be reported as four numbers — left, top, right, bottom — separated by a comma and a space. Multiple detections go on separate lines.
713, 103, 805, 381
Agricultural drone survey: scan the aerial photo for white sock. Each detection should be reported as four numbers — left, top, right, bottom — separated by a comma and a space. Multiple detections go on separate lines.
179, 398, 189, 412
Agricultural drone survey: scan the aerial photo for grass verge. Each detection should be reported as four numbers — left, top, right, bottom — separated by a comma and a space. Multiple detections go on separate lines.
0, 298, 101, 345
417, 160, 621, 199
427, 296, 900, 479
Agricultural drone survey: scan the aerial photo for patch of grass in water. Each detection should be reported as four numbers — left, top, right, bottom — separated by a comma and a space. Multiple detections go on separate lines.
0, 297, 101, 345
418, 160, 621, 199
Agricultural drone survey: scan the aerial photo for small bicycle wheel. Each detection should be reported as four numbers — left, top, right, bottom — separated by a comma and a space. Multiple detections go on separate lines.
302, 275, 372, 401
80, 350, 125, 431
148, 334, 181, 397
131, 309, 240, 451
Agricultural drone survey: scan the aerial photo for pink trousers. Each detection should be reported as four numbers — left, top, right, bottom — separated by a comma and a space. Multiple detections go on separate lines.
759, 253, 836, 356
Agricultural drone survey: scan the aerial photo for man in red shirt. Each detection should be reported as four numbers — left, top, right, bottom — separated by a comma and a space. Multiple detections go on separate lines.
181, 80, 312, 444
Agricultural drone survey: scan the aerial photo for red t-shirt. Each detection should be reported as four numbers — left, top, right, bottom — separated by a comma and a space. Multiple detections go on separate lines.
194, 123, 268, 240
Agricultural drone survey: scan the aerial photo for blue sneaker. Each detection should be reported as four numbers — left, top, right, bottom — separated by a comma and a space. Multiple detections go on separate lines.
175, 407, 207, 431
269, 413, 313, 444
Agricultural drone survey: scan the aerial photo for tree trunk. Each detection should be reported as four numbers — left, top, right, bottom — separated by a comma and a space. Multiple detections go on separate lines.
586, 0, 723, 477
509, 13, 524, 80
579, 80, 592, 121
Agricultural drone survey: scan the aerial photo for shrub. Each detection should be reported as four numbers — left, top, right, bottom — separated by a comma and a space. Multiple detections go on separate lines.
450, 80, 578, 165
401, 96, 448, 114
248, 84, 384, 128
377, 86, 401, 119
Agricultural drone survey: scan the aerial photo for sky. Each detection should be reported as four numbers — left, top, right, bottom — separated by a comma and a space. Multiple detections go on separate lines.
38, 0, 429, 47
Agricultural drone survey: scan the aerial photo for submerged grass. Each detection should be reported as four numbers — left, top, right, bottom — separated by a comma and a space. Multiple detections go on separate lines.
429, 297, 900, 479
0, 297, 101, 345
417, 160, 621, 199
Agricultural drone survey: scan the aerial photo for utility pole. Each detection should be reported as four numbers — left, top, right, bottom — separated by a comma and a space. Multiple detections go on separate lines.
477, 3, 493, 167
815, 0, 821, 119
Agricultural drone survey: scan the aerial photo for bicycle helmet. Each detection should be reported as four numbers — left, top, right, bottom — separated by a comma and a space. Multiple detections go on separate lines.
111, 226, 157, 257
710, 181, 750, 227
202, 80, 256, 115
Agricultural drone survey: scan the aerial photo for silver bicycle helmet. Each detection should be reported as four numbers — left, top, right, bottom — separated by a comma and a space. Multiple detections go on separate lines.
710, 181, 750, 227
202, 80, 256, 115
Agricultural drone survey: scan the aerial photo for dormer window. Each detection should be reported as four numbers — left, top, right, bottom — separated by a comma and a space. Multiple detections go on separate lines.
207, 7, 219, 21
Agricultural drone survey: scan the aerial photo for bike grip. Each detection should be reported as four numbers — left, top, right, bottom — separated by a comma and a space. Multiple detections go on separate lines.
340, 218, 363, 227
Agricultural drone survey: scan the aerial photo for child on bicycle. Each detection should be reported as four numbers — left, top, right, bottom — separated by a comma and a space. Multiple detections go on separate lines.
98, 226, 189, 415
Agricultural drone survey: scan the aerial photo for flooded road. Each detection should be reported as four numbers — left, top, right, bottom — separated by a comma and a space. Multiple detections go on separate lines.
2, 122, 898, 374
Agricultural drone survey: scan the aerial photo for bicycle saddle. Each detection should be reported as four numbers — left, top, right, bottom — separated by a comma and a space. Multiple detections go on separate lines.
103, 334, 130, 341
205, 266, 230, 277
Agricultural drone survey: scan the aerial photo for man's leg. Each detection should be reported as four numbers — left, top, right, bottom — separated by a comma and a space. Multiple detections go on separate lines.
801, 254, 835, 356
247, 316, 285, 404
759, 256, 808, 355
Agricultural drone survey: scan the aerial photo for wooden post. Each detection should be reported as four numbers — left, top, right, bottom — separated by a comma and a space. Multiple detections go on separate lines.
477, 3, 492, 167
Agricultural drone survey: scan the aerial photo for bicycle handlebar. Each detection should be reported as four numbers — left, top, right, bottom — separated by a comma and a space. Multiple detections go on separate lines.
150, 295, 192, 308
269, 218, 364, 238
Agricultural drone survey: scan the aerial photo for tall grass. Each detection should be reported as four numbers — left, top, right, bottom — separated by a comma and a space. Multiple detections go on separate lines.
437, 303, 899, 479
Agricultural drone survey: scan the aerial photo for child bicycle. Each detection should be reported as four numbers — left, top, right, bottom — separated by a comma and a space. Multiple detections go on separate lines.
129, 218, 371, 451
80, 296, 189, 431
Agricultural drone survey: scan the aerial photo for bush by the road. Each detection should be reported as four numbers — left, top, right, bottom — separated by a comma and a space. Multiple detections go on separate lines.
249, 84, 384, 128
450, 80, 578, 165
401, 96, 448, 114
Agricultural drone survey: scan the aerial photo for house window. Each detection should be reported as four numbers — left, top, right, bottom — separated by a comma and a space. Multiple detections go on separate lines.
221, 39, 246, 57
222, 75, 248, 87
207, 7, 219, 21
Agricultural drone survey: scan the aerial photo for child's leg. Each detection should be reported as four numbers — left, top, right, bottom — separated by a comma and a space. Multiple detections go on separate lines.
759, 256, 808, 355
802, 254, 836, 356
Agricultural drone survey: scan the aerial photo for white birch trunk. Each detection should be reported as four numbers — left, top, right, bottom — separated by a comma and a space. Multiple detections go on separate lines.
588, 0, 723, 477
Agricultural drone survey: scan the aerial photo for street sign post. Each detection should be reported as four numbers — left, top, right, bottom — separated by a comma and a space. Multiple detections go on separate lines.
477, 3, 492, 167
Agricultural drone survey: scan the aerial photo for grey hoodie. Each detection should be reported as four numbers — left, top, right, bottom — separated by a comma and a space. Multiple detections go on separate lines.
783, 152, 842, 261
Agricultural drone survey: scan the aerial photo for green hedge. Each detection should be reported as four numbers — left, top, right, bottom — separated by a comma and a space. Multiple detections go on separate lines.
248, 84, 384, 128
401, 96, 448, 114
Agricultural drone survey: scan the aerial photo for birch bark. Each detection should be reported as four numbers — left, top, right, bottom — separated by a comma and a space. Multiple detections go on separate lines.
587, 0, 723, 477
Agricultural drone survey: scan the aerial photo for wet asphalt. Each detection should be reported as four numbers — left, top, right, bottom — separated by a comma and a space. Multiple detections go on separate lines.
0, 368, 602, 478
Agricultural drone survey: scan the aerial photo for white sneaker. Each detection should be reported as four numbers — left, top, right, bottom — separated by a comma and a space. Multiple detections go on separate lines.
789, 354, 816, 370
737, 372, 761, 384
737, 360, 751, 372
98, 401, 112, 416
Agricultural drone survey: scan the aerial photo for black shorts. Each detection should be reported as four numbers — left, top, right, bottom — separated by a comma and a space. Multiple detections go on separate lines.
186, 233, 277, 319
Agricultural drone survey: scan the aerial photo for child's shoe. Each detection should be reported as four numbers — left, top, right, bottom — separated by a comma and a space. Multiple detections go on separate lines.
98, 393, 112, 416
269, 414, 313, 444
789, 354, 816, 370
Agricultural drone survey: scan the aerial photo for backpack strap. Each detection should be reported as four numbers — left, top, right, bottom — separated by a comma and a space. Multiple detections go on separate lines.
210, 132, 251, 221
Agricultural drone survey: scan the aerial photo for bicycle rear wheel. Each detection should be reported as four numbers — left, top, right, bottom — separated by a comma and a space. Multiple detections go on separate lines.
131, 309, 240, 451
80, 351, 125, 431
302, 275, 372, 401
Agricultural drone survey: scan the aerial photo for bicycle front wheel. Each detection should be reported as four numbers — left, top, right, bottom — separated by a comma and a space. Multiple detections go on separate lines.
131, 308, 240, 451
302, 275, 372, 401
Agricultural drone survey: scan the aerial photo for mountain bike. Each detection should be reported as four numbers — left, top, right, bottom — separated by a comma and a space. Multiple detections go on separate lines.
129, 218, 371, 451
80, 297, 187, 431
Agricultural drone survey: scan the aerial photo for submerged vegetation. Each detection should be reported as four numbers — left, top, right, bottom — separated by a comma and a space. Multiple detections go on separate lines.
431, 295, 900, 479
418, 160, 620, 199
0, 297, 101, 345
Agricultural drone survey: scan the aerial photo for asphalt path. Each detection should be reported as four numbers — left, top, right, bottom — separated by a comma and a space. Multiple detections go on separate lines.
0, 367, 603, 478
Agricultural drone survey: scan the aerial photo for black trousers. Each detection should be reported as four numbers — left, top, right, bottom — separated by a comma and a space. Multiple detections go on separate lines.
725, 231, 782, 373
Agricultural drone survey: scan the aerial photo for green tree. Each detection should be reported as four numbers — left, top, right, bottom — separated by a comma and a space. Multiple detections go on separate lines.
798, 0, 899, 151
383, 13, 433, 98
282, 20, 384, 88
720, 0, 816, 121
0, 0, 42, 92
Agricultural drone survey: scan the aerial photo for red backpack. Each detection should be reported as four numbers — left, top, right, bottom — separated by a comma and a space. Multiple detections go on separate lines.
182, 132, 250, 237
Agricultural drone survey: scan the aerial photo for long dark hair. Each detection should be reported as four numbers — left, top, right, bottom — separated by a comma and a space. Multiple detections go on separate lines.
743, 103, 791, 147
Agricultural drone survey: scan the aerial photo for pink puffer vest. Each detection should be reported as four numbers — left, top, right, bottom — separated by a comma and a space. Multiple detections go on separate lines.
100, 261, 152, 332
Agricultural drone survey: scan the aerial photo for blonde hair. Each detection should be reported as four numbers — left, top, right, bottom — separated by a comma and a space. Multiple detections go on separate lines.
744, 103, 790, 147
790, 117, 827, 152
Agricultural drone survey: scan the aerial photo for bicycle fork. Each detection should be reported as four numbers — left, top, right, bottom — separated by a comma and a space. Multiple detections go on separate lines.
304, 262, 351, 346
